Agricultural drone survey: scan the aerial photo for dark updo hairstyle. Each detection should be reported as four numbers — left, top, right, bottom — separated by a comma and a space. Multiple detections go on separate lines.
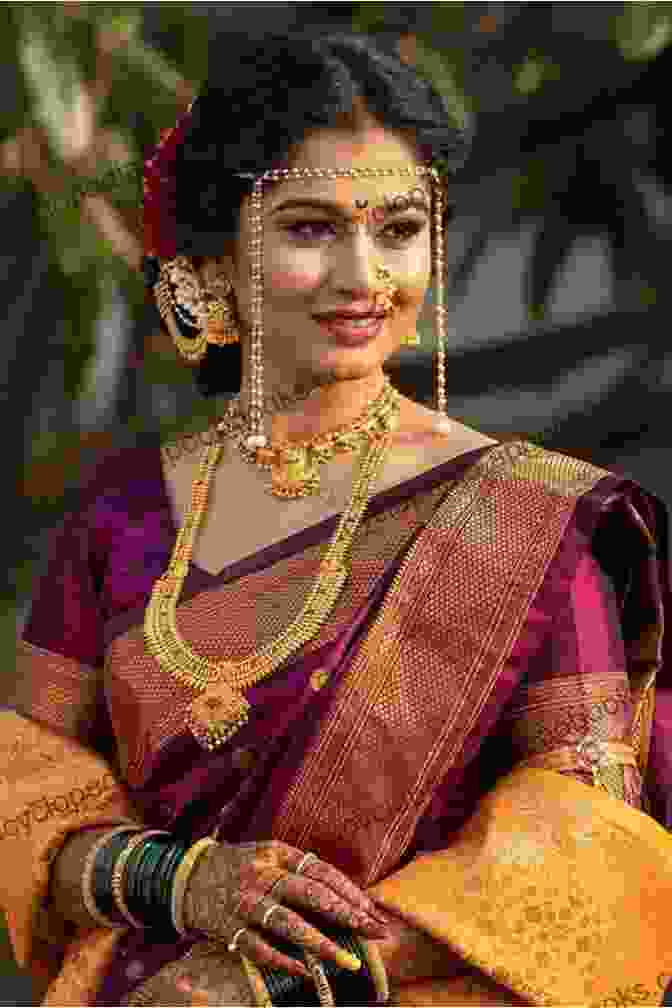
170, 29, 467, 398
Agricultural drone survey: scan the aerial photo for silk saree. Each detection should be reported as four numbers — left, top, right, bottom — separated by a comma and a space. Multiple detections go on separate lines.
1, 436, 671, 1006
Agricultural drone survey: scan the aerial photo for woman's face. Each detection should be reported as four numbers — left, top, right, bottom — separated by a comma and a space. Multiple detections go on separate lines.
200, 120, 433, 392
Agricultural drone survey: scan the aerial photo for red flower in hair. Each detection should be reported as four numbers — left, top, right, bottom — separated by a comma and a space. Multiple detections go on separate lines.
143, 106, 195, 260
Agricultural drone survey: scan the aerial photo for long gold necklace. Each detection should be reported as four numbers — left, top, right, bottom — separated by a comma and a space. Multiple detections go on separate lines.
144, 386, 402, 751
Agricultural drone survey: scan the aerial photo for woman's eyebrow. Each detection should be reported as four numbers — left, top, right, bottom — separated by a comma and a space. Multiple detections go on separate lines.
268, 197, 430, 218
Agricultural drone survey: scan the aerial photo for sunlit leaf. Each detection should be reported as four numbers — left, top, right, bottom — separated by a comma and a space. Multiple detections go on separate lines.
413, 36, 468, 129
613, 3, 672, 61
513, 53, 545, 95
17, 25, 84, 161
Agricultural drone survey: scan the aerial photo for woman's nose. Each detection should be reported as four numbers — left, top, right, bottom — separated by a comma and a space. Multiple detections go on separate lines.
329, 231, 386, 295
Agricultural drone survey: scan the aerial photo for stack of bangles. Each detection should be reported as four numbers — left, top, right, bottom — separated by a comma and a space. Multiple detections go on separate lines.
77, 825, 390, 1006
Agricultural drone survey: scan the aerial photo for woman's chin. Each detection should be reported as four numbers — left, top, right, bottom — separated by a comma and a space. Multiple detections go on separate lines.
311, 349, 384, 382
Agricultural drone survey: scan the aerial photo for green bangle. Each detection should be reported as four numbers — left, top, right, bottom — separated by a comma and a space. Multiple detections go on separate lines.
149, 843, 173, 918
128, 840, 160, 925
261, 926, 376, 1005
152, 843, 184, 923
157, 845, 186, 918
138, 842, 169, 923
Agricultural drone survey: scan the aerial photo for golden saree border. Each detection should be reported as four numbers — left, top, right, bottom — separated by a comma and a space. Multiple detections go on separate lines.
12, 640, 103, 746
269, 441, 610, 884
0, 708, 139, 987
368, 767, 672, 1007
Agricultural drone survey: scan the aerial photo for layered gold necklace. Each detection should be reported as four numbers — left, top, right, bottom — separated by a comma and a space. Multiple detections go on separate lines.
144, 378, 402, 750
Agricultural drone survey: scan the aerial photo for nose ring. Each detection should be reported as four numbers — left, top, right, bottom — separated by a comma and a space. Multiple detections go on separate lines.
375, 265, 396, 315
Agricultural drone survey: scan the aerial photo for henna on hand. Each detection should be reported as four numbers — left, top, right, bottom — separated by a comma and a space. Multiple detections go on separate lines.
121, 941, 257, 1006
182, 840, 388, 979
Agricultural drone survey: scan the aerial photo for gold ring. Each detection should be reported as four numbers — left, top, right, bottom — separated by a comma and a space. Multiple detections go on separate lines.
262, 903, 281, 927
295, 852, 319, 875
228, 926, 247, 952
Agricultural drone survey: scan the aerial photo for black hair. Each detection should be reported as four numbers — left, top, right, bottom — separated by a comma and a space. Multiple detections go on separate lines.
165, 29, 467, 398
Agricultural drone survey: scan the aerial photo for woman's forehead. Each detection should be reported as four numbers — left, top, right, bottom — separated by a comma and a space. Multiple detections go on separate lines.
262, 172, 432, 215
265, 174, 430, 206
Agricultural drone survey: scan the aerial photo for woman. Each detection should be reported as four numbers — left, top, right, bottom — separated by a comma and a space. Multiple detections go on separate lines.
2, 30, 672, 1007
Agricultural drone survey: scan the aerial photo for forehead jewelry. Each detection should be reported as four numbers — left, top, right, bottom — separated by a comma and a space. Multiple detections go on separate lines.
351, 187, 430, 228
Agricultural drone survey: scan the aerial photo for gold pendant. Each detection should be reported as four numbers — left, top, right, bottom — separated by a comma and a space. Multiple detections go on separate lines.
186, 677, 251, 751
270, 446, 320, 497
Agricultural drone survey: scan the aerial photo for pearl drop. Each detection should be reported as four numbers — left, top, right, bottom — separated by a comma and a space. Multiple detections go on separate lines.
246, 434, 268, 450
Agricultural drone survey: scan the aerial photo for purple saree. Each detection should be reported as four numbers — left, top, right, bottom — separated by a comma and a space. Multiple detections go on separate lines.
6, 436, 672, 1005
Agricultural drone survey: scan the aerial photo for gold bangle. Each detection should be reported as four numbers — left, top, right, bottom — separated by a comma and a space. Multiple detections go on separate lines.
304, 950, 336, 1007
111, 829, 171, 928
170, 836, 218, 936
81, 825, 139, 929
240, 953, 274, 1008
358, 938, 390, 1004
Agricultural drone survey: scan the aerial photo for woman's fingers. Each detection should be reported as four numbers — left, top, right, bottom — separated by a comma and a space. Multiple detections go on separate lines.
288, 855, 385, 923
231, 928, 312, 979
256, 903, 365, 973
277, 873, 388, 938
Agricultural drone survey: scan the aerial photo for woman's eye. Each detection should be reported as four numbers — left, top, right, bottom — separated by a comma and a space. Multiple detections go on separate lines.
284, 219, 425, 243
285, 221, 335, 241
386, 220, 426, 242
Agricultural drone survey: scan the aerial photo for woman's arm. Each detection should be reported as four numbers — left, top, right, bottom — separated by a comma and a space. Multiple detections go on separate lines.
48, 827, 118, 930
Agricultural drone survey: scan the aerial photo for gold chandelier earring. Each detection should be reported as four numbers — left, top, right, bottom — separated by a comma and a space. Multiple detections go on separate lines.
155, 257, 239, 366
205, 274, 240, 347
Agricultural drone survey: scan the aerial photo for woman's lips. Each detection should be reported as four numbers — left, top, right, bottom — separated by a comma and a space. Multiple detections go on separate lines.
314, 315, 385, 345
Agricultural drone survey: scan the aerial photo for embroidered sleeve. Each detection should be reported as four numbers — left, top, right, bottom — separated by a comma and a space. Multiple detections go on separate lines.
503, 549, 644, 809
11, 455, 115, 757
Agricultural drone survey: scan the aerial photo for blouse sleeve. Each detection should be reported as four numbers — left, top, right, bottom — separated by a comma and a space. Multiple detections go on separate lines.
1, 451, 143, 979
500, 490, 664, 813
11, 450, 119, 759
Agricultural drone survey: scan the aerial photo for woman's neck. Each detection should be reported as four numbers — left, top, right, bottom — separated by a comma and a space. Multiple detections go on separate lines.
237, 369, 388, 443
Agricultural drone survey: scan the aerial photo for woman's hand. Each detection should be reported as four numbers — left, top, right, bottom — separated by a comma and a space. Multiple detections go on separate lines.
183, 840, 389, 979
121, 940, 257, 1006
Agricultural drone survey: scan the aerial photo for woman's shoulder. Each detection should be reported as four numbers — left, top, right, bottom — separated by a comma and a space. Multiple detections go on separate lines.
63, 435, 163, 515
427, 415, 662, 517
459, 434, 667, 553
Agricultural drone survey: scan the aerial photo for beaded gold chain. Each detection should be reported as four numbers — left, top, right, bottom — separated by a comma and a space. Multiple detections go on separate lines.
220, 375, 400, 498
144, 386, 402, 751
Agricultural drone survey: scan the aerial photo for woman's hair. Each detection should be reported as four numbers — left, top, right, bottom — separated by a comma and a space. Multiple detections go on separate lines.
168, 29, 467, 398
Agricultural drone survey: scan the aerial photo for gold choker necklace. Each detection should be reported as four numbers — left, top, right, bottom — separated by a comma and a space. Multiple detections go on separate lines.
218, 376, 399, 498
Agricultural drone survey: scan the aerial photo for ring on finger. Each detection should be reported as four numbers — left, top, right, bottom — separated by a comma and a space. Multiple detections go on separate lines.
262, 902, 282, 928
267, 874, 286, 900
228, 927, 247, 952
296, 852, 319, 875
